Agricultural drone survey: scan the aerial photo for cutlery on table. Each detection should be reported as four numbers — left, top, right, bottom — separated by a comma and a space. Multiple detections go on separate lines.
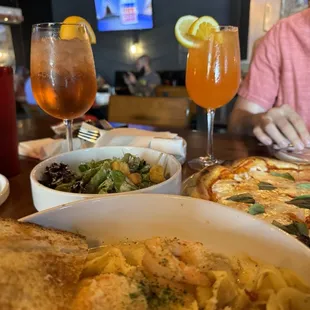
77, 120, 113, 143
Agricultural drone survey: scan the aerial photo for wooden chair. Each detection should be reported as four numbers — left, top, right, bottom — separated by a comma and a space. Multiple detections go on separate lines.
108, 95, 190, 128
155, 85, 189, 98
155, 85, 196, 115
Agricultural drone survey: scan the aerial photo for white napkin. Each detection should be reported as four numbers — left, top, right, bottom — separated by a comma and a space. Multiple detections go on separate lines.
19, 126, 187, 163
95, 128, 187, 164
18, 138, 84, 160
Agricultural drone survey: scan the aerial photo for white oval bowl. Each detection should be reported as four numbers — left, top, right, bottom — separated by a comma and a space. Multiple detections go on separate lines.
30, 147, 182, 212
21, 194, 310, 285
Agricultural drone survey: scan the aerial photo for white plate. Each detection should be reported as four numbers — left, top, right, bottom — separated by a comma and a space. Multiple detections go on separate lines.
0, 174, 9, 206
21, 194, 310, 285
274, 149, 310, 164
268, 145, 310, 164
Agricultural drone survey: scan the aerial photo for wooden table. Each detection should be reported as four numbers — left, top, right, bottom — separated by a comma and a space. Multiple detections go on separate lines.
0, 117, 269, 219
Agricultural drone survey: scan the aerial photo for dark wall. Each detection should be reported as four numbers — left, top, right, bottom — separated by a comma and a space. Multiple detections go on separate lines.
51, 0, 232, 84
18, 0, 53, 69
231, 0, 250, 60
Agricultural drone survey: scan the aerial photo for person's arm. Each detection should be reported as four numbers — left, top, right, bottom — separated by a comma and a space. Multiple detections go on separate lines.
229, 22, 310, 149
128, 83, 155, 97
229, 23, 281, 134
124, 72, 148, 96
229, 96, 310, 149
127, 83, 138, 95
228, 96, 266, 135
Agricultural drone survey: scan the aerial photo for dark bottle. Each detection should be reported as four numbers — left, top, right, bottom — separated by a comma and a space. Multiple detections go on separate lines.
0, 67, 20, 177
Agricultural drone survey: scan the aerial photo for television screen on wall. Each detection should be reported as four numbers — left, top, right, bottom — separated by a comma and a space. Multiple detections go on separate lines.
94, 0, 153, 32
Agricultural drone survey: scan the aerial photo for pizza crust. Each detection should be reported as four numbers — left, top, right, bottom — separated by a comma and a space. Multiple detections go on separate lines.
196, 166, 229, 200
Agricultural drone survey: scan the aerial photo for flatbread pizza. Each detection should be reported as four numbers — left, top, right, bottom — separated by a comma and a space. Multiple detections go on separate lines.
191, 157, 310, 244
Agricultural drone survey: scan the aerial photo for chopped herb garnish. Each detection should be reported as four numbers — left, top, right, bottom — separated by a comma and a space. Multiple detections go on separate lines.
270, 172, 295, 181
227, 193, 255, 204
248, 204, 265, 215
258, 182, 276, 191
160, 258, 168, 266
138, 281, 149, 297
129, 292, 140, 299
148, 287, 181, 307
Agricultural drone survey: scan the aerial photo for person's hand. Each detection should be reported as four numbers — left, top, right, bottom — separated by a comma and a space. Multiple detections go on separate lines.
123, 74, 130, 85
127, 72, 136, 84
124, 72, 136, 85
252, 104, 310, 150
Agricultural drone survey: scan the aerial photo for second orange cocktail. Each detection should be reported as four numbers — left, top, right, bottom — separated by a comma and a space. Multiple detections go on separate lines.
186, 26, 241, 169
186, 28, 240, 110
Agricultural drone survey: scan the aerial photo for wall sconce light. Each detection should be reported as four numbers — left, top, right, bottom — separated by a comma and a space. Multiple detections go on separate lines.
129, 31, 142, 56
130, 43, 138, 55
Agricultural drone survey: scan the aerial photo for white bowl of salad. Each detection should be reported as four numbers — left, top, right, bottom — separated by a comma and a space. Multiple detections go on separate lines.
30, 146, 182, 211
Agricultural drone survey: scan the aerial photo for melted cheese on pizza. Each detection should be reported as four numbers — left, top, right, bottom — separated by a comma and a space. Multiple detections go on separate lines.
212, 177, 310, 225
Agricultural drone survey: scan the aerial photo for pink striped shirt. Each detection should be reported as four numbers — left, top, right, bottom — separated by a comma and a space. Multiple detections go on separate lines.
239, 9, 310, 129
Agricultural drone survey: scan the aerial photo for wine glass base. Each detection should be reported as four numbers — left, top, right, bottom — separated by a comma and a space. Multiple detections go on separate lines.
188, 156, 224, 171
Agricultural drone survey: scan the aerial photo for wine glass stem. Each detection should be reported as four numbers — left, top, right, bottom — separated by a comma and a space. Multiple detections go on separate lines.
205, 108, 215, 160
64, 119, 73, 152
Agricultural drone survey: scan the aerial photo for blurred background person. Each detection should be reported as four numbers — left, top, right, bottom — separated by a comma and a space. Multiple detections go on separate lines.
124, 54, 161, 97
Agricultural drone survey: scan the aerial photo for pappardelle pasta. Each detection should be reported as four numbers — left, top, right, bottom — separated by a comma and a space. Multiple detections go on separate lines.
73, 237, 310, 310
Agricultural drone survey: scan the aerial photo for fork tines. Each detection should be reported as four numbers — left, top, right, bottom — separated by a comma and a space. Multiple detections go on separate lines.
78, 128, 100, 143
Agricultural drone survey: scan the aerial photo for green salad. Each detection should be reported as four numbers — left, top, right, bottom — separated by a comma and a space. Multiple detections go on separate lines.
40, 153, 168, 194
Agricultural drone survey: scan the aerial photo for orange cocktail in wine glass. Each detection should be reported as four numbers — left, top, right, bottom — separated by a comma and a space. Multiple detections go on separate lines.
176, 16, 241, 170
31, 21, 97, 151
186, 29, 240, 109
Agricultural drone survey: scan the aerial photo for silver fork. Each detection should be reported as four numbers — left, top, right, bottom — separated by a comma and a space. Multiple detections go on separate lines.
78, 127, 101, 143
77, 120, 114, 143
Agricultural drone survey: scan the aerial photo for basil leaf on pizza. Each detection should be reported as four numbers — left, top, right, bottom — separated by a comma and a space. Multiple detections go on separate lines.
297, 183, 310, 190
258, 182, 276, 191
248, 204, 265, 215
286, 195, 310, 209
227, 193, 255, 204
272, 221, 309, 237
270, 171, 295, 181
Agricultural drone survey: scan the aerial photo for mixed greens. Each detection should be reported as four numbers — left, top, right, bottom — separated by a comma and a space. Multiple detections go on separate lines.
40, 153, 168, 194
